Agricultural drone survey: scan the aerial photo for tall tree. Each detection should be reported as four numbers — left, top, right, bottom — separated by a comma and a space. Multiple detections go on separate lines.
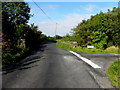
2, 2, 30, 47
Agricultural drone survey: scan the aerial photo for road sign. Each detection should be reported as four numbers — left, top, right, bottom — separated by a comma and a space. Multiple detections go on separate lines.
87, 45, 94, 48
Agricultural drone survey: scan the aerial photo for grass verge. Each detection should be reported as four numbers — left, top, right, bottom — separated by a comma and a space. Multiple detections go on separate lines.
107, 59, 120, 89
56, 41, 119, 54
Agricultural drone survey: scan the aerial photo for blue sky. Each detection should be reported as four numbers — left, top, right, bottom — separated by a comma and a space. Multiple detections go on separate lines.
26, 2, 118, 36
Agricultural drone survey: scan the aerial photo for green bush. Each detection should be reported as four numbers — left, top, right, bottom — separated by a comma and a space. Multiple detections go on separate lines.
2, 46, 29, 68
107, 59, 120, 89
107, 41, 114, 47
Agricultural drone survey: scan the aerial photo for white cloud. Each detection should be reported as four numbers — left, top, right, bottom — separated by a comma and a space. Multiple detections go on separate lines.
47, 5, 58, 10
33, 13, 94, 36
85, 4, 96, 13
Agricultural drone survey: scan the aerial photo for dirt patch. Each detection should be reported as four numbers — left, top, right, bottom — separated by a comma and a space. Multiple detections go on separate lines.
106, 46, 119, 50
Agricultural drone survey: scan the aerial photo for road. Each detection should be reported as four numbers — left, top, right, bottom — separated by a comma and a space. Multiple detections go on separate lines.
2, 42, 100, 88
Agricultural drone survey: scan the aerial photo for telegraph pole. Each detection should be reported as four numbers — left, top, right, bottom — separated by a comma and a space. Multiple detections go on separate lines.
55, 23, 57, 38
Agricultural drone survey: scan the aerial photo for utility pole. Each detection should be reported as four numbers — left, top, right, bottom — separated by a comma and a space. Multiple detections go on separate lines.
55, 23, 57, 38
119, 1, 120, 8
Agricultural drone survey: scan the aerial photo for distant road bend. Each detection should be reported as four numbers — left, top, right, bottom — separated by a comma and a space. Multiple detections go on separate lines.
3, 42, 99, 88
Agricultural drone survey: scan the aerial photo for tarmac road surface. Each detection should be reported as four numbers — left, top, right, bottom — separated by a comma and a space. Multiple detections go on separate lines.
2, 42, 99, 88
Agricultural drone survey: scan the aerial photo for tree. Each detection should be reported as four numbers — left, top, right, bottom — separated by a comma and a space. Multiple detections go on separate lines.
71, 7, 120, 49
24, 24, 43, 49
2, 2, 31, 47
55, 35, 62, 39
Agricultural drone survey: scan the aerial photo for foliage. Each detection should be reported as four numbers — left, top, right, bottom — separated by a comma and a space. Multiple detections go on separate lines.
2, 2, 30, 46
92, 31, 108, 49
47, 36, 56, 42
2, 46, 28, 67
61, 34, 75, 41
24, 24, 43, 50
107, 59, 120, 89
69, 7, 120, 49
2, 2, 53, 68
55, 35, 62, 39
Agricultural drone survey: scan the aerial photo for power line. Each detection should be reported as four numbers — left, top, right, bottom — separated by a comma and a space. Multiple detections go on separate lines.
55, 23, 57, 37
32, 0, 59, 36
32, 0, 55, 23
31, 0, 71, 36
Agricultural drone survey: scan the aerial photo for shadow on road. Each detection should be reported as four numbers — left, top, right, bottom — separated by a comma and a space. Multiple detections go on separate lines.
2, 42, 50, 75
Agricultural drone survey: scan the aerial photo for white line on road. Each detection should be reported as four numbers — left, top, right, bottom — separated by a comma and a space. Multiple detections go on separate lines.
69, 51, 101, 69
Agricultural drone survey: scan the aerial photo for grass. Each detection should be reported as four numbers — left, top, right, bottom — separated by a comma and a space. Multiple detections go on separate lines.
107, 59, 120, 89
0, 65, 2, 68
56, 41, 119, 54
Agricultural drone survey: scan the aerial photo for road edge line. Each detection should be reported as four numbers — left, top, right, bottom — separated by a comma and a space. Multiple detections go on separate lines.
69, 51, 114, 89
88, 71, 104, 88
69, 51, 101, 69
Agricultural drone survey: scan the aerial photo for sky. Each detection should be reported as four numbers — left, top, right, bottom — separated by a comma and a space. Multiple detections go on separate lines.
26, 1, 118, 36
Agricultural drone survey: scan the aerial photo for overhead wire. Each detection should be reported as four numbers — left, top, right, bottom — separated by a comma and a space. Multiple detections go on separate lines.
31, 0, 71, 36
32, 0, 56, 24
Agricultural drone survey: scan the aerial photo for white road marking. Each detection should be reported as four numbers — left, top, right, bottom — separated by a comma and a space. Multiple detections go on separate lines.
69, 51, 101, 69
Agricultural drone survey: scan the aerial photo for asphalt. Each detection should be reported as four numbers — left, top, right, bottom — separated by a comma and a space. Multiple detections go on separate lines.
2, 42, 100, 88
75, 51, 120, 88
77, 52, 120, 74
